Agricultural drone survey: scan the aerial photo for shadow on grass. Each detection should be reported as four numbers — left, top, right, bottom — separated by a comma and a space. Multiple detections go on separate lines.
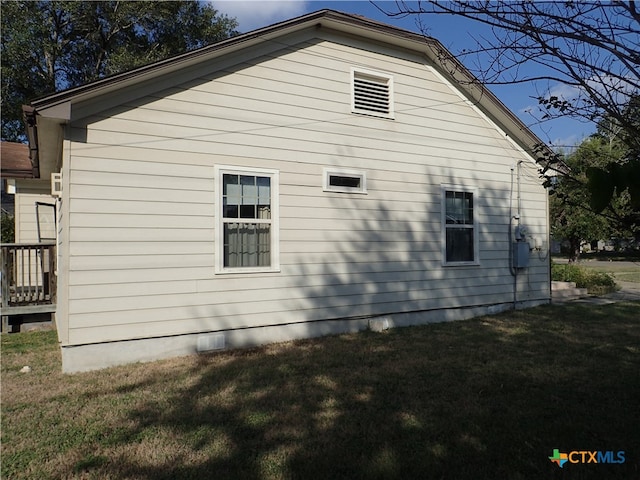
91, 302, 639, 480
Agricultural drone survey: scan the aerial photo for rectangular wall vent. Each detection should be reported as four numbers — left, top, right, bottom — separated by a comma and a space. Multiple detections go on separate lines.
352, 69, 393, 118
51, 173, 62, 197
354, 77, 389, 113
323, 168, 367, 194
197, 333, 226, 353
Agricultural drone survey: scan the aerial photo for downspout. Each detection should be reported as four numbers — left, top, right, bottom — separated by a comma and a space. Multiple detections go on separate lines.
22, 106, 40, 179
515, 161, 522, 308
517, 160, 522, 220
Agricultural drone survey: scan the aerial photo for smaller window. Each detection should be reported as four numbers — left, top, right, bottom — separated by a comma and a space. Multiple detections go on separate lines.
441, 185, 479, 266
351, 68, 394, 119
323, 168, 367, 194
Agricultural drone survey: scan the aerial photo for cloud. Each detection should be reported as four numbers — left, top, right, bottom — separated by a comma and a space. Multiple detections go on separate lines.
518, 82, 580, 116
548, 83, 580, 101
547, 75, 635, 105
549, 133, 582, 151
214, 1, 312, 32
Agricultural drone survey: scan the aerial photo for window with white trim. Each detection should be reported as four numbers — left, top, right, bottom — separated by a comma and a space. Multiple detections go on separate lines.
442, 186, 479, 265
351, 68, 394, 119
216, 166, 279, 273
323, 168, 367, 194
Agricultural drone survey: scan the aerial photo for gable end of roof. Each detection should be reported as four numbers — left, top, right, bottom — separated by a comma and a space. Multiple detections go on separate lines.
28, 9, 552, 162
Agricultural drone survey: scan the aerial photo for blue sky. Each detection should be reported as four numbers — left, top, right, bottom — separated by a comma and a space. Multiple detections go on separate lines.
215, 0, 596, 150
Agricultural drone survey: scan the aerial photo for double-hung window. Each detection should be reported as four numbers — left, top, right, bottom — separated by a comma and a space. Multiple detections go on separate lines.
215, 166, 279, 273
442, 186, 479, 265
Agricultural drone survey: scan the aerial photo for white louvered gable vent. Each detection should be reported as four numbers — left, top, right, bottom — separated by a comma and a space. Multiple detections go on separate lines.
351, 68, 394, 119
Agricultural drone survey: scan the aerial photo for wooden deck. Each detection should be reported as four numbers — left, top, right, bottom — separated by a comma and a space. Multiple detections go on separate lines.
1, 242, 56, 332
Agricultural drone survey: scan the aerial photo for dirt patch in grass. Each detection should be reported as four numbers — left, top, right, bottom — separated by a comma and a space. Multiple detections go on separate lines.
2, 303, 640, 479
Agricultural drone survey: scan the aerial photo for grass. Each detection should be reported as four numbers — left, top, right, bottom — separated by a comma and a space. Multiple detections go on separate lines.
577, 262, 640, 284
2, 302, 640, 480
616, 271, 640, 283
552, 256, 640, 284
578, 251, 640, 263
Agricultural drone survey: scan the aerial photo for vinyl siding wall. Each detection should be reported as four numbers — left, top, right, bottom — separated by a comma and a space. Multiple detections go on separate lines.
12, 182, 56, 289
14, 181, 53, 243
61, 31, 549, 346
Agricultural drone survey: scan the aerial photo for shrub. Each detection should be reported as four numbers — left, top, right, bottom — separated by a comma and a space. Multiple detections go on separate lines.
551, 263, 617, 292
1, 212, 15, 243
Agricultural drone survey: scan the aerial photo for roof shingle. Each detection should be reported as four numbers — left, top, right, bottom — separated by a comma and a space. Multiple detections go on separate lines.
1, 142, 34, 178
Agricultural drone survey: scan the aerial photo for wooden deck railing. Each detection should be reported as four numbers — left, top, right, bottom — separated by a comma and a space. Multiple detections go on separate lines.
1, 242, 56, 319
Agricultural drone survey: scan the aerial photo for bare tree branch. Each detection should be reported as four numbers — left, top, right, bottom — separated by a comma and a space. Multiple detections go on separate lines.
377, 1, 640, 231
378, 1, 640, 139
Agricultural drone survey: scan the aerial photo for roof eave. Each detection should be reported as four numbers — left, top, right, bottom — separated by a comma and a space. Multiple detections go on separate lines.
22, 107, 40, 178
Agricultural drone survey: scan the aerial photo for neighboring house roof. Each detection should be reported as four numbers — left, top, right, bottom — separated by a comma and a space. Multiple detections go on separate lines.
1, 141, 35, 178
27, 9, 553, 162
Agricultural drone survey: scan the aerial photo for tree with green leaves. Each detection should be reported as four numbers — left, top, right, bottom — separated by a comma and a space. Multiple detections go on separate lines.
551, 138, 617, 261
551, 117, 639, 260
1, 1, 238, 141
585, 94, 640, 217
1, 212, 15, 243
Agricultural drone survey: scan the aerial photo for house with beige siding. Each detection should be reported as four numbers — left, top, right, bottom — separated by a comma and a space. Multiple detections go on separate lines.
21, 10, 551, 372
2, 142, 54, 238
2, 142, 57, 333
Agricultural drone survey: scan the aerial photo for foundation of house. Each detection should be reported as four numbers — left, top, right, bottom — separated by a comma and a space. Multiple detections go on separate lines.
60, 299, 549, 373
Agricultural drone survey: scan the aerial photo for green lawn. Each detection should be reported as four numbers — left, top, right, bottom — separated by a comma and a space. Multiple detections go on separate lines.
617, 271, 640, 283
552, 257, 640, 284
2, 302, 640, 479
579, 262, 640, 284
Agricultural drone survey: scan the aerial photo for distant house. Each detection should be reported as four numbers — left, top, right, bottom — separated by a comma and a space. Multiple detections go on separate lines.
1, 142, 33, 218
1, 141, 55, 241
1, 141, 57, 333
20, 10, 551, 372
